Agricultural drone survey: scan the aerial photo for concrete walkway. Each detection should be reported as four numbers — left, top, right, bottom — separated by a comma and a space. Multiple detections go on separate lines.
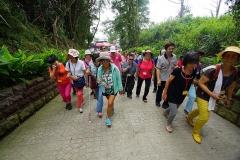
0, 85, 240, 160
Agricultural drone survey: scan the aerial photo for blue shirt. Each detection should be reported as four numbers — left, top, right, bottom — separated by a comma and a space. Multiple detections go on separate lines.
89, 60, 97, 77
122, 62, 137, 77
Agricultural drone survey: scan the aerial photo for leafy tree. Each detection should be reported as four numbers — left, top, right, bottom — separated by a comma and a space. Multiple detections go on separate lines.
226, 0, 240, 40
0, 0, 106, 51
103, 0, 149, 49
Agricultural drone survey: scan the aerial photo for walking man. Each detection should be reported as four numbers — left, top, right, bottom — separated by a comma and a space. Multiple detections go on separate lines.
122, 54, 137, 99
155, 42, 178, 108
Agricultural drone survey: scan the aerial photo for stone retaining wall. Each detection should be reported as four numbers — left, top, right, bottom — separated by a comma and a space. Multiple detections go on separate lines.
0, 76, 59, 139
214, 79, 240, 127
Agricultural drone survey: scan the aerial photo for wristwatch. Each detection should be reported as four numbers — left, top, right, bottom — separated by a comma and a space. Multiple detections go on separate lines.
227, 98, 232, 101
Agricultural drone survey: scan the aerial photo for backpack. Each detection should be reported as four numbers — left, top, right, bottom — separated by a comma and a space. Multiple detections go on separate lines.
211, 64, 238, 80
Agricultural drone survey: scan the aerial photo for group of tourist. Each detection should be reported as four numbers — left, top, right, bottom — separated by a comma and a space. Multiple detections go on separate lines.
46, 43, 240, 144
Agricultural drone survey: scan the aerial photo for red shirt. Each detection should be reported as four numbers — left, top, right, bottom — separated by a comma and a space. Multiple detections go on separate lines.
177, 60, 183, 67
138, 60, 154, 79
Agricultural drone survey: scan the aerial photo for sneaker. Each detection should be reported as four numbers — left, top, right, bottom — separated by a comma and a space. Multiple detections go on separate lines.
105, 118, 112, 126
136, 94, 139, 98
192, 133, 201, 143
186, 115, 194, 127
68, 103, 72, 110
156, 103, 160, 107
79, 108, 83, 113
163, 109, 169, 118
184, 109, 189, 115
143, 100, 147, 103
127, 95, 132, 99
153, 90, 156, 93
166, 124, 172, 133
110, 109, 115, 116
98, 112, 102, 118
65, 104, 69, 109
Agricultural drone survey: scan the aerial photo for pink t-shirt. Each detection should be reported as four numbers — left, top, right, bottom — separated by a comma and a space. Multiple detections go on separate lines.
138, 60, 154, 79
110, 52, 122, 71
121, 55, 127, 64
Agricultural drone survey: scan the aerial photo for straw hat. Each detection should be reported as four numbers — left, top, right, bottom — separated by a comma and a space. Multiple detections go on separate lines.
218, 46, 240, 57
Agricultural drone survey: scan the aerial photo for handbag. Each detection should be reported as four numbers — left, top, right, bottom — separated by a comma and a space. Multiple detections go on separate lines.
68, 61, 86, 89
73, 77, 86, 89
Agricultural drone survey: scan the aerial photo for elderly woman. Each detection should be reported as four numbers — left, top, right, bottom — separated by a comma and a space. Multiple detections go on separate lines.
97, 52, 124, 127
47, 55, 72, 110
135, 49, 155, 103
65, 49, 88, 113
186, 46, 240, 144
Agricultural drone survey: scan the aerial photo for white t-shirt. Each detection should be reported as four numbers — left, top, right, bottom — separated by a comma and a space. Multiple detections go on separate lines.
65, 59, 86, 77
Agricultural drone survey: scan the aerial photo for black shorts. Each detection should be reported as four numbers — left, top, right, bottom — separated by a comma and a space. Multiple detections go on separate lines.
102, 92, 118, 96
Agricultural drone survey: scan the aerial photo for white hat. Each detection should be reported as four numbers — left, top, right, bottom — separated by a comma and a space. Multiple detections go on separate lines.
145, 49, 152, 53
96, 52, 111, 62
84, 49, 91, 55
110, 46, 116, 53
67, 49, 79, 57
161, 49, 166, 55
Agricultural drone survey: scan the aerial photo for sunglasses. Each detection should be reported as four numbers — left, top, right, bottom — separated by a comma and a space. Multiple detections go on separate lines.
102, 48, 106, 49
129, 59, 134, 60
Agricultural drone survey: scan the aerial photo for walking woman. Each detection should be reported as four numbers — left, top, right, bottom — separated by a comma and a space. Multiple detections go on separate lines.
65, 49, 88, 113
162, 52, 199, 133
97, 52, 124, 126
47, 55, 72, 110
186, 46, 239, 143
121, 51, 128, 66
89, 54, 104, 118
135, 49, 155, 103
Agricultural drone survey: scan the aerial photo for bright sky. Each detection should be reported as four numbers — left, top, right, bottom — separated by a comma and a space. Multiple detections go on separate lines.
95, 0, 229, 39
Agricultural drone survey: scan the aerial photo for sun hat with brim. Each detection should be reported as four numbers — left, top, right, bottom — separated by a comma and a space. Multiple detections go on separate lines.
96, 52, 111, 62
145, 50, 152, 53
84, 49, 91, 55
218, 46, 240, 57
68, 49, 79, 57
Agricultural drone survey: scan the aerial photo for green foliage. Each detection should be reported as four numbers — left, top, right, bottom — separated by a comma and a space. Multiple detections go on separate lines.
139, 15, 237, 58
124, 46, 159, 57
0, 0, 105, 52
0, 45, 71, 89
103, 0, 149, 49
